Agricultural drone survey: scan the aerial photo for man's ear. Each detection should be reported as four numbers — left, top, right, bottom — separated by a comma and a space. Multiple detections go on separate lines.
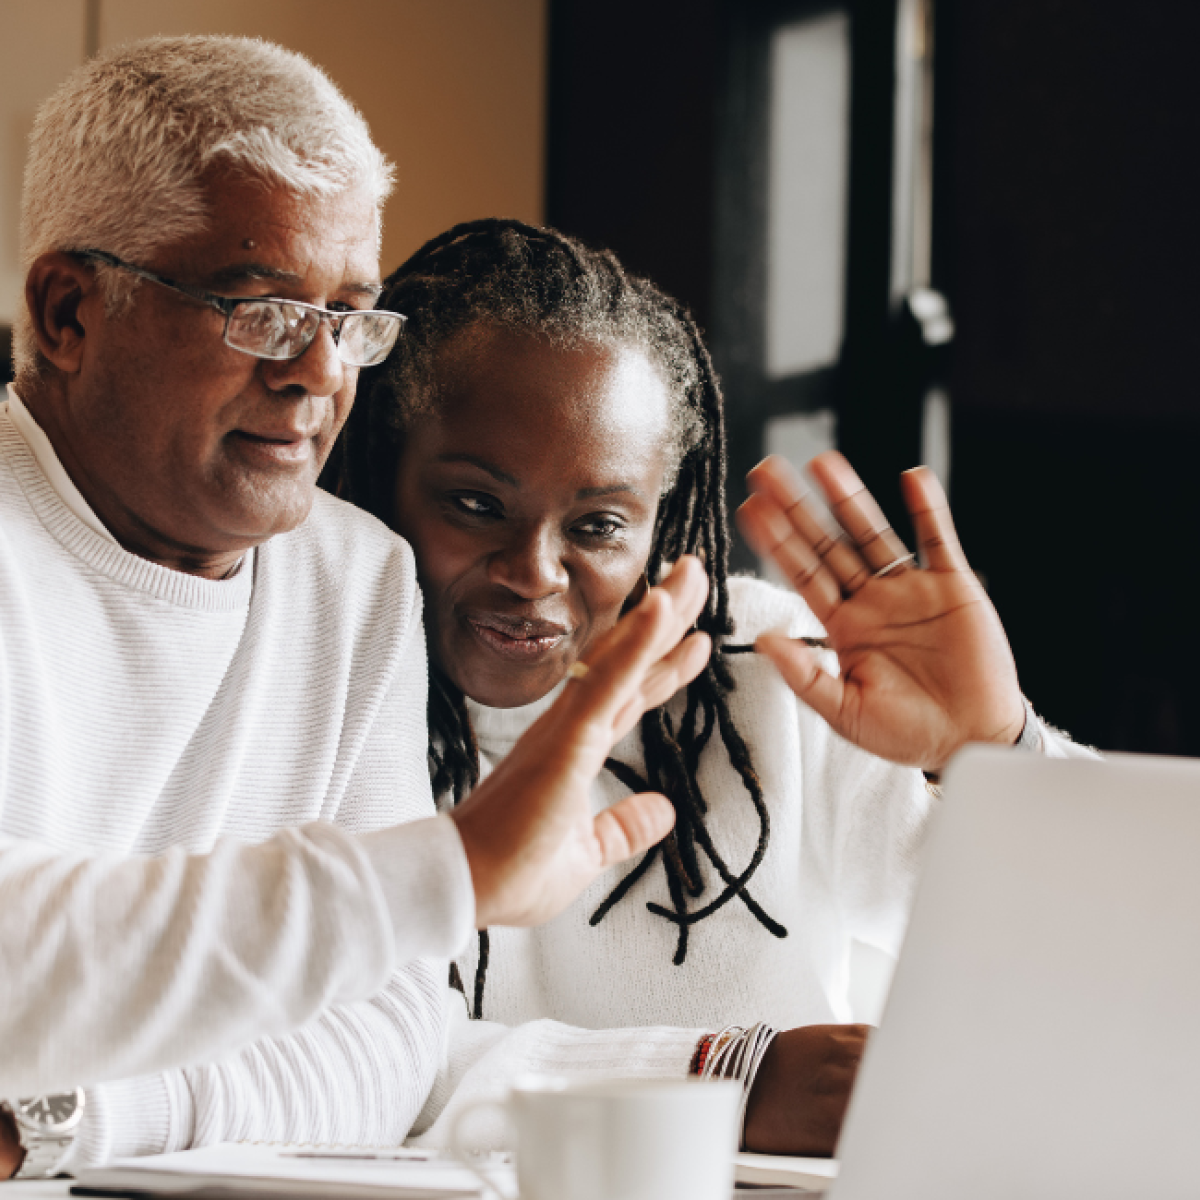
24, 252, 101, 375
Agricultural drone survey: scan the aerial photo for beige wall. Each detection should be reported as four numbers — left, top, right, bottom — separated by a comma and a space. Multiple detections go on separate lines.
0, 0, 547, 324
0, 0, 88, 324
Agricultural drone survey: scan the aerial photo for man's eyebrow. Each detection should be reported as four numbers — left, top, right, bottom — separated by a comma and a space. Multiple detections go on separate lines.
344, 281, 385, 300
203, 262, 304, 290
433, 453, 519, 487
202, 262, 383, 300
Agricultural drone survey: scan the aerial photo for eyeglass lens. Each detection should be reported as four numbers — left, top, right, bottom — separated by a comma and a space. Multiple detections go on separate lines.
224, 301, 402, 367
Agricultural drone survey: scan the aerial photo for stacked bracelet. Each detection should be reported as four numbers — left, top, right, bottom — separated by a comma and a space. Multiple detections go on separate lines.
922, 697, 1046, 800
692, 1022, 778, 1149
690, 1032, 716, 1075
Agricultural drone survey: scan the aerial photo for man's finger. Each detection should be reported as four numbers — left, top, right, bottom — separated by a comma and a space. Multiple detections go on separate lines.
807, 451, 912, 574
745, 457, 873, 594
559, 556, 708, 731
593, 792, 676, 869
738, 493, 844, 621
900, 466, 970, 572
658, 553, 709, 595
610, 631, 712, 738
755, 631, 849, 732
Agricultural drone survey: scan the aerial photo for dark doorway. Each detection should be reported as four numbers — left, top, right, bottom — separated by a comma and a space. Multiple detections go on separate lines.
547, 0, 1200, 752
937, 0, 1200, 752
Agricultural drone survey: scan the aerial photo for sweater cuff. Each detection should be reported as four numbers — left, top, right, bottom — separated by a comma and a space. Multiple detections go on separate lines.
62, 1072, 187, 1169
360, 815, 475, 963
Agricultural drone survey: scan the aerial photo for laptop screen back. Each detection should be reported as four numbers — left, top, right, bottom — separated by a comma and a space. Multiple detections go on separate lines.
832, 747, 1200, 1200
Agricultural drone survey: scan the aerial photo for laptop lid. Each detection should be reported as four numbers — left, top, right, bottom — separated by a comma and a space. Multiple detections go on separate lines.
831, 746, 1200, 1200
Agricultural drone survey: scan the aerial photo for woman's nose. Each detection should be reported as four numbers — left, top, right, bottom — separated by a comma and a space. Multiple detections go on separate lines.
488, 528, 569, 598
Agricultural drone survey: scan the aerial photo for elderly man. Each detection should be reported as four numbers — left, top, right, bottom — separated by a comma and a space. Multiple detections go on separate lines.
0, 36, 706, 1176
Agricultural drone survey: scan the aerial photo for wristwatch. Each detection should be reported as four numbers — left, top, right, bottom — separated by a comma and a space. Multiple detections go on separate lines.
1, 1090, 85, 1178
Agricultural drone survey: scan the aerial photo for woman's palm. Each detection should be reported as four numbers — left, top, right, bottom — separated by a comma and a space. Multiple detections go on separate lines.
739, 453, 1024, 773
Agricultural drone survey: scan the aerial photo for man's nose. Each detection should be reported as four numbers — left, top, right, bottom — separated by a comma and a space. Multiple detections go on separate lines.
488, 527, 570, 599
263, 319, 347, 398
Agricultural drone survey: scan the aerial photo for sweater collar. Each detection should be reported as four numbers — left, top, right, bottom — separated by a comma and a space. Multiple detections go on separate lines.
6, 384, 119, 546
467, 682, 566, 754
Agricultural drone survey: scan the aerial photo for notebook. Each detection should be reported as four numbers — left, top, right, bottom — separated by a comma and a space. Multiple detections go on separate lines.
72, 1143, 492, 1200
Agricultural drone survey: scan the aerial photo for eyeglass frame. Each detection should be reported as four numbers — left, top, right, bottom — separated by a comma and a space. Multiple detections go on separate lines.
72, 248, 407, 367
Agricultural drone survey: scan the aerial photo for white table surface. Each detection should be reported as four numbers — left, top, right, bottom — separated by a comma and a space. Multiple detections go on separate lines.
4, 1182, 74, 1200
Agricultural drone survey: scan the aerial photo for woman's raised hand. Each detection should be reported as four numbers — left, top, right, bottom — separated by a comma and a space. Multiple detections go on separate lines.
737, 453, 1024, 773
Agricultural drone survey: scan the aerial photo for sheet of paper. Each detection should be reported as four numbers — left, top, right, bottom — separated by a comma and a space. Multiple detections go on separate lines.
734, 1151, 839, 1191
73, 1142, 508, 1198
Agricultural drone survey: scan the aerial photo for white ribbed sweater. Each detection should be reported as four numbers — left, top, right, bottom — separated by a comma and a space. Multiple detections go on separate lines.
0, 406, 473, 1163
412, 576, 1093, 1150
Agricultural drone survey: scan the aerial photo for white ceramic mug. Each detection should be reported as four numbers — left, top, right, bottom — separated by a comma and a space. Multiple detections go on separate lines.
450, 1076, 742, 1200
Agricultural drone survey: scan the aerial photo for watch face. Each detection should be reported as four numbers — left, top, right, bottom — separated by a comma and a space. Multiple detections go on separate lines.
16, 1091, 81, 1133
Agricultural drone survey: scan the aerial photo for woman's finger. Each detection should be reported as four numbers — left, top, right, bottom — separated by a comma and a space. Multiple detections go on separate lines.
755, 631, 849, 733
900, 467, 971, 572
807, 452, 913, 575
746, 457, 873, 593
737, 494, 843, 622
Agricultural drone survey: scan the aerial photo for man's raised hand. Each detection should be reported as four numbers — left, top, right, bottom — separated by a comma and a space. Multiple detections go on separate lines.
451, 556, 711, 929
737, 453, 1024, 773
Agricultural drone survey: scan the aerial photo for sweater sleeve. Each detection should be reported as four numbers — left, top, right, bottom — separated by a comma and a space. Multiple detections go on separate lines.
49, 605, 474, 1164
406, 994, 704, 1153
1035, 716, 1101, 759
0, 817, 471, 1100
65, 962, 447, 1165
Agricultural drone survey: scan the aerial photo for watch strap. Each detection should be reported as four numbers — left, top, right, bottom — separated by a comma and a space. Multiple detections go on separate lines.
11, 1129, 75, 1179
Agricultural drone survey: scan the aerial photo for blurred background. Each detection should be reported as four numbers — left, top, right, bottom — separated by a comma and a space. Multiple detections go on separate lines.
3, 0, 1199, 762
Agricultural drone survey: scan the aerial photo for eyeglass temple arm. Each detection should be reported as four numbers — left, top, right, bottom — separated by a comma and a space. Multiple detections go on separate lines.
76, 249, 235, 317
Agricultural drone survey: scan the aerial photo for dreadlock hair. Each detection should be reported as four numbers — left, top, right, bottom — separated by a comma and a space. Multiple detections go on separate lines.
333, 218, 787, 1018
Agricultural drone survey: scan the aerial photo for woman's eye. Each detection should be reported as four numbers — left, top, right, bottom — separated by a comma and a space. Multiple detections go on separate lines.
574, 516, 624, 540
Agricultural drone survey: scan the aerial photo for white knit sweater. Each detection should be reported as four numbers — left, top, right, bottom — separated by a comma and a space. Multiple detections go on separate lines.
412, 575, 1092, 1149
0, 400, 474, 1164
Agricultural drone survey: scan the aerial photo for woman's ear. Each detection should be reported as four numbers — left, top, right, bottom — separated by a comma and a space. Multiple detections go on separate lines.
24, 252, 99, 375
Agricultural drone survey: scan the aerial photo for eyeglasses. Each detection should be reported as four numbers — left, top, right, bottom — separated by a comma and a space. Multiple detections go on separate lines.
76, 249, 406, 368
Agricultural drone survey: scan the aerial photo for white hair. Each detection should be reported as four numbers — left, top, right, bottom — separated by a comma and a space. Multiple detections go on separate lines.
14, 35, 394, 383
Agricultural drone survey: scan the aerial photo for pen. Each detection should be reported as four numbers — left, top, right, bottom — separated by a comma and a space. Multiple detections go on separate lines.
722, 638, 829, 654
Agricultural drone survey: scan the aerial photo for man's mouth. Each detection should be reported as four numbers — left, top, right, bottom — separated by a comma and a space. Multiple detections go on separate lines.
231, 429, 317, 466
465, 613, 570, 662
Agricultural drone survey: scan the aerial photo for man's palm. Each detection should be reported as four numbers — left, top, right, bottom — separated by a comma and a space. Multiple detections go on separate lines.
451, 558, 711, 929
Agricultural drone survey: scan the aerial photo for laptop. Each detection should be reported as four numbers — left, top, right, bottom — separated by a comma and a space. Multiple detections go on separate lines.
830, 746, 1200, 1200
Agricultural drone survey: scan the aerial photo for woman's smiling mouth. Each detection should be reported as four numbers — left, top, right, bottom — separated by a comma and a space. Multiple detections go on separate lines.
465, 613, 570, 662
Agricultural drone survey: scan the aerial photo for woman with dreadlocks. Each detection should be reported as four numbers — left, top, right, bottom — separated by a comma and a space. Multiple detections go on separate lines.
333, 218, 1089, 1156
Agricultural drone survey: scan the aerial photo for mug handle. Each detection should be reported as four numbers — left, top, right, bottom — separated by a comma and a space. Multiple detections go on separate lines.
448, 1096, 516, 1200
